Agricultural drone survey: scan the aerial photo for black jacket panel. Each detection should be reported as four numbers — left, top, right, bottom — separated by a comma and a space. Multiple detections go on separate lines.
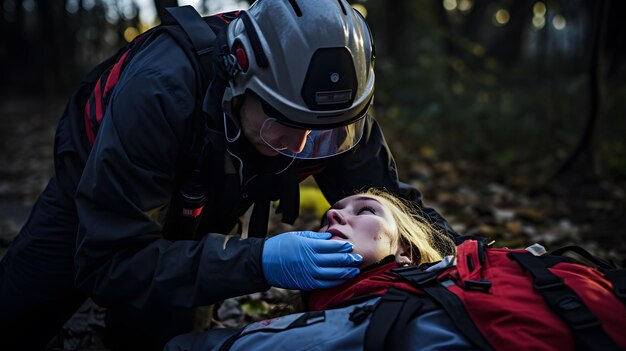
75, 34, 269, 309
73, 24, 456, 310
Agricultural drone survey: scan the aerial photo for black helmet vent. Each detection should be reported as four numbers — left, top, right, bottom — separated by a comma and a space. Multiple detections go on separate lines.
337, 0, 347, 15
287, 0, 303, 17
301, 47, 357, 111
240, 11, 269, 68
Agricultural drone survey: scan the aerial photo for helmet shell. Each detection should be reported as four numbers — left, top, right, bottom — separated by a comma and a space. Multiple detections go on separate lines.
223, 0, 375, 129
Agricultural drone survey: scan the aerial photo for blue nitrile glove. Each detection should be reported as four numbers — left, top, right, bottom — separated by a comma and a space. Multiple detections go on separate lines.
262, 231, 363, 290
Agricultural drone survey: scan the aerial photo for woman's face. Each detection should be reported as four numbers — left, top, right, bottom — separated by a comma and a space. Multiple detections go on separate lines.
238, 94, 311, 157
319, 194, 400, 267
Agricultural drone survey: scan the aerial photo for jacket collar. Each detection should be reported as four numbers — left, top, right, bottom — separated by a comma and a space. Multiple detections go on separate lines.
308, 256, 422, 311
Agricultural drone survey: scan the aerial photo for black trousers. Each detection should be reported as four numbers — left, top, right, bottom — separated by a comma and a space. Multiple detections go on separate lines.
0, 130, 201, 351
0, 150, 87, 350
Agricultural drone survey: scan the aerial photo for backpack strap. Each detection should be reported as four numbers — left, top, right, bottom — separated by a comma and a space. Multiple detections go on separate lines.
549, 245, 626, 304
604, 269, 626, 302
157, 7, 233, 238
509, 251, 622, 351
550, 245, 618, 269
362, 288, 426, 351
393, 266, 495, 351
163, 6, 216, 81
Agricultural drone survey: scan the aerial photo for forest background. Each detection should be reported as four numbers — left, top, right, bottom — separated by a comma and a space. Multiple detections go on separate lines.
2, 0, 624, 257
0, 0, 625, 347
2, 0, 626, 259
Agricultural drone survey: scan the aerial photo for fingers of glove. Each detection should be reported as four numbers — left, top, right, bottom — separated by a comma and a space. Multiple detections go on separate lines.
308, 266, 360, 283
311, 252, 363, 267
305, 237, 354, 253
263, 231, 327, 252
291, 231, 332, 240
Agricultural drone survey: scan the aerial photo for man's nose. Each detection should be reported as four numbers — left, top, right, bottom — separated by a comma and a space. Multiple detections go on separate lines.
283, 129, 311, 154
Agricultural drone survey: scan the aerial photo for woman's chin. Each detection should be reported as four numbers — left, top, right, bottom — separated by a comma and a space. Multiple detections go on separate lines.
330, 236, 347, 241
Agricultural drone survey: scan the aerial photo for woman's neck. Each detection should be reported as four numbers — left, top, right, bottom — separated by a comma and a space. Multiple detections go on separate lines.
307, 257, 421, 310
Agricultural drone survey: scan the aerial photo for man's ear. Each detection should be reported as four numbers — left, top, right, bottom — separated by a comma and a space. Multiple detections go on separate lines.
223, 95, 245, 119
394, 242, 413, 266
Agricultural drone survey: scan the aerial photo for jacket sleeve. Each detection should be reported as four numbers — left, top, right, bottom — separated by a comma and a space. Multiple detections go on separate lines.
74, 64, 269, 309
314, 115, 458, 239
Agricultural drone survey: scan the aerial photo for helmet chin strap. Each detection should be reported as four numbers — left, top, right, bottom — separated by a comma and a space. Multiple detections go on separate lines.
274, 154, 296, 175
223, 109, 296, 177
223, 112, 241, 143
221, 113, 301, 238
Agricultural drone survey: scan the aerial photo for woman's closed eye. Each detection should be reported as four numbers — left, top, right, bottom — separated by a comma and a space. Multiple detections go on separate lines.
357, 206, 376, 215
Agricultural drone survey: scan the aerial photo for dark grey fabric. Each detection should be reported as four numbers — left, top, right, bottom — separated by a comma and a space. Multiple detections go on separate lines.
164, 297, 475, 351
0, 11, 457, 351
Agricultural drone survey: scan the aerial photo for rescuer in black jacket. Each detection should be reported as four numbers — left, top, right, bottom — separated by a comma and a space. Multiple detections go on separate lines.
0, 1, 457, 349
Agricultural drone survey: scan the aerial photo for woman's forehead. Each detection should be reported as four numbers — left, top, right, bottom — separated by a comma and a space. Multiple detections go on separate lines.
333, 195, 396, 221
333, 195, 382, 208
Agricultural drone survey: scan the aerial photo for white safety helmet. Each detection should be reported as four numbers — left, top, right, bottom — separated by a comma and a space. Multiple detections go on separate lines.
222, 0, 375, 159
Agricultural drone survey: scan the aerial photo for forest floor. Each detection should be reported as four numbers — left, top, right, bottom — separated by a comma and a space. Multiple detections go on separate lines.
1, 96, 624, 350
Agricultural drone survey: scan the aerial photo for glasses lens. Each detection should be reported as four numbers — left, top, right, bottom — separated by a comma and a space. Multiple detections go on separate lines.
259, 117, 365, 160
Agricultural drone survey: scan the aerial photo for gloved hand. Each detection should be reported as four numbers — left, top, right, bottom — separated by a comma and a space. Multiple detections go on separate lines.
262, 231, 362, 290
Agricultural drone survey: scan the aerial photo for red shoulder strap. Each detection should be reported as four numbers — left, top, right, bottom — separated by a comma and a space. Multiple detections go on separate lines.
455, 240, 481, 282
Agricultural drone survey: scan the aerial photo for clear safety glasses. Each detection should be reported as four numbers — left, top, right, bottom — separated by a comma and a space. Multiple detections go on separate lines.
259, 117, 365, 160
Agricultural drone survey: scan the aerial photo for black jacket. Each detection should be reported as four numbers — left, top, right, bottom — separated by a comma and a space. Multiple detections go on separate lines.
69, 23, 455, 310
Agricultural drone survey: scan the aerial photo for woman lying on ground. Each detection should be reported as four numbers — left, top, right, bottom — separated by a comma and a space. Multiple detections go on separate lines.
165, 188, 626, 350
164, 188, 475, 350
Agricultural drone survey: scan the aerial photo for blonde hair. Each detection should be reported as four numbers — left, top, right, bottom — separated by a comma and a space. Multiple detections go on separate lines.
360, 188, 456, 265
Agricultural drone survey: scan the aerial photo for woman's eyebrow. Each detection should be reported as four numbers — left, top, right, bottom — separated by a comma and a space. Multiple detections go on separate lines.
321, 196, 384, 227
352, 196, 383, 207
328, 196, 382, 211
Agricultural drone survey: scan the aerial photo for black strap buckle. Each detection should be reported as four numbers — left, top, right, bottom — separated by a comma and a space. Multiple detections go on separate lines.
349, 305, 375, 325
570, 317, 602, 331
217, 52, 241, 80
533, 276, 564, 290
464, 279, 492, 293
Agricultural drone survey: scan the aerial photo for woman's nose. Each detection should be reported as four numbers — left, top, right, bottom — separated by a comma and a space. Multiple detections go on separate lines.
326, 208, 345, 225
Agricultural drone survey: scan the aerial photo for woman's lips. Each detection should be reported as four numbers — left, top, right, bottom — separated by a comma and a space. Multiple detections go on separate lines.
327, 228, 347, 240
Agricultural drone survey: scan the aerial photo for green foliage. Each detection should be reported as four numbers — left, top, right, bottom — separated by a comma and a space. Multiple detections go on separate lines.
240, 299, 271, 318
299, 186, 330, 218
599, 141, 626, 177
368, 1, 624, 185
599, 83, 626, 177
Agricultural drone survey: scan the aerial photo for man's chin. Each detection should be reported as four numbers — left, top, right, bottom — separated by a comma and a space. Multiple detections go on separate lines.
256, 145, 280, 157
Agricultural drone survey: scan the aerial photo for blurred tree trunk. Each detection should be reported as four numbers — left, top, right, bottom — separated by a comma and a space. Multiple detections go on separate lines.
437, 0, 490, 68
483, 0, 531, 65
39, 0, 67, 93
434, 1, 455, 84
548, 0, 610, 192
435, 0, 494, 83
355, 0, 423, 68
437, 0, 530, 72
604, 0, 626, 86
382, 0, 411, 69
1, 0, 26, 90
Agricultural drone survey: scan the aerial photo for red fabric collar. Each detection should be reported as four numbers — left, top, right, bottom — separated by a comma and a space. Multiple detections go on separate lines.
308, 260, 423, 311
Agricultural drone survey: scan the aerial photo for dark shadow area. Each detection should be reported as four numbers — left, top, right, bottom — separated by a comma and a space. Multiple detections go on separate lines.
0, 0, 625, 349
